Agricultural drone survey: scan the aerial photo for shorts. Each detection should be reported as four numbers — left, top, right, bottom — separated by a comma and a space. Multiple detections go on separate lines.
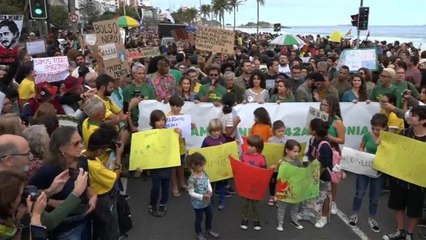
388, 182, 425, 218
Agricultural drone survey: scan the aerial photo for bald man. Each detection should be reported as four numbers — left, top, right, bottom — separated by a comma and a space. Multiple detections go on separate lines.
0, 134, 31, 173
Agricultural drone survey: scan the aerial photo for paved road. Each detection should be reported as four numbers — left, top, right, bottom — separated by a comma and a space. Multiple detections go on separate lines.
124, 172, 396, 240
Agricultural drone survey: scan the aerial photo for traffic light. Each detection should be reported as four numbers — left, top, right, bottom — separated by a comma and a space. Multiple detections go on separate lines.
358, 7, 369, 30
351, 14, 358, 27
29, 0, 48, 20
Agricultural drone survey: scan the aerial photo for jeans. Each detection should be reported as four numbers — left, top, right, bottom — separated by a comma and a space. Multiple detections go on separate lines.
194, 204, 213, 234
150, 171, 171, 208
214, 180, 227, 203
53, 218, 90, 240
241, 197, 260, 221
352, 174, 384, 216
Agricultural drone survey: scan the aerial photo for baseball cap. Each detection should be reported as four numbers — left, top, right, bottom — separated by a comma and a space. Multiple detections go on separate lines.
63, 76, 83, 93
36, 82, 58, 98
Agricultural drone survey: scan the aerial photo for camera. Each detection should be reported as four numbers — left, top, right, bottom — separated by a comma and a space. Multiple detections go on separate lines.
22, 185, 42, 203
69, 168, 80, 179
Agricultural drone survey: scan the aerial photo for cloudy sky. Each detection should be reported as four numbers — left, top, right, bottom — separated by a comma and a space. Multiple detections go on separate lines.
151, 0, 426, 26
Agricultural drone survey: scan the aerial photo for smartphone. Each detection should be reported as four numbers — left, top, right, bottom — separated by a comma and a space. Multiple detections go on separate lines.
30, 224, 48, 240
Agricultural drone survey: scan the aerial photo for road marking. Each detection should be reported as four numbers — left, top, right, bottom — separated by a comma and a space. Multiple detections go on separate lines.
336, 209, 371, 240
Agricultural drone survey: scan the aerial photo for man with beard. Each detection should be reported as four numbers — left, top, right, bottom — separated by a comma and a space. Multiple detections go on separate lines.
71, 53, 95, 78
95, 74, 127, 126
0, 20, 19, 50
234, 59, 252, 90
295, 72, 325, 102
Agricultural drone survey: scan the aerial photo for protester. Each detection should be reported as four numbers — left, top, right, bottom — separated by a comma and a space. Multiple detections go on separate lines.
249, 107, 272, 142
244, 70, 270, 103
341, 74, 369, 102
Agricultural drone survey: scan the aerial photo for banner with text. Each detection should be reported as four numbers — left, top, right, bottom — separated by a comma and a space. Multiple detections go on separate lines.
98, 43, 118, 61
127, 47, 161, 61
305, 107, 328, 129
188, 142, 239, 182
166, 114, 192, 138
195, 26, 235, 54
230, 156, 274, 200
33, 56, 69, 84
341, 147, 378, 177
139, 102, 380, 150
373, 131, 426, 187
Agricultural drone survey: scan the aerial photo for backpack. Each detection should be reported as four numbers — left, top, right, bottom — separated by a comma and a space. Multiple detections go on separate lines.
316, 140, 343, 184
117, 194, 133, 235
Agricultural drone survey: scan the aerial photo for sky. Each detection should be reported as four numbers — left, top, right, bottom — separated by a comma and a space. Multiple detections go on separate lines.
150, 0, 426, 26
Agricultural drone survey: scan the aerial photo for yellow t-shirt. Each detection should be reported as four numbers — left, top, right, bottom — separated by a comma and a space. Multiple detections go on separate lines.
387, 112, 404, 132
18, 78, 35, 101
194, 82, 202, 94
88, 157, 117, 195
82, 118, 100, 148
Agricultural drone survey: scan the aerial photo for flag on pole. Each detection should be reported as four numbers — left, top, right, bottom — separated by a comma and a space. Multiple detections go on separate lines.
344, 29, 352, 37
366, 30, 370, 38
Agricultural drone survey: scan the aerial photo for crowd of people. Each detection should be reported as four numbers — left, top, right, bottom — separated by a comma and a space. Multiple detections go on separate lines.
0, 23, 425, 240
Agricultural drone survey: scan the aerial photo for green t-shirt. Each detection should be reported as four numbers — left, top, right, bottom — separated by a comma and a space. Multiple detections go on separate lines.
269, 94, 296, 103
392, 81, 419, 108
123, 82, 157, 125
369, 84, 397, 101
198, 83, 228, 102
362, 132, 378, 154
328, 115, 341, 138
170, 69, 182, 85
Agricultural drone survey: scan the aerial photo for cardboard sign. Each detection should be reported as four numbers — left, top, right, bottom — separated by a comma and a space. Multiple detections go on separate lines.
98, 43, 117, 61
171, 28, 190, 41
92, 20, 121, 45
33, 56, 69, 84
195, 26, 235, 54
0, 15, 23, 64
26, 40, 46, 55
305, 107, 328, 129
84, 34, 97, 46
104, 59, 130, 79
165, 114, 192, 139
127, 48, 161, 61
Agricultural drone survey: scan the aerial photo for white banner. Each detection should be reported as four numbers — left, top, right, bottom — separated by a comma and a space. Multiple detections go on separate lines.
33, 56, 69, 84
138, 101, 380, 150
341, 147, 379, 177
26, 40, 46, 55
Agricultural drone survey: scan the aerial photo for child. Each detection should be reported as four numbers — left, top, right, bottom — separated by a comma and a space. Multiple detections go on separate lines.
240, 135, 271, 231
276, 139, 304, 232
267, 120, 287, 206
249, 107, 272, 142
168, 96, 188, 198
187, 152, 220, 240
218, 93, 241, 142
148, 109, 181, 217
201, 119, 231, 210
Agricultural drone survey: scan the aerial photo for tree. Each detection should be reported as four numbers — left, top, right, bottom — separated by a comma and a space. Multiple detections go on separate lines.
185, 8, 198, 24
212, 0, 231, 28
200, 4, 211, 22
170, 8, 198, 24
117, 5, 140, 20
229, 0, 245, 31
256, 0, 265, 39
1, 0, 25, 14
78, 1, 100, 25
97, 11, 118, 21
48, 5, 68, 29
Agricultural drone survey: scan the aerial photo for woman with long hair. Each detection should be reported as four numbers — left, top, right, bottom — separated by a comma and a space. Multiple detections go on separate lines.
176, 76, 199, 102
17, 62, 36, 107
341, 74, 369, 102
243, 70, 270, 103
358, 67, 375, 94
269, 79, 295, 103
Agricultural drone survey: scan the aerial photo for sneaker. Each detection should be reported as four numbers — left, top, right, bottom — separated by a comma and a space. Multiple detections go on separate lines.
405, 233, 413, 240
206, 230, 220, 238
276, 224, 283, 232
315, 216, 328, 228
158, 205, 167, 216
240, 219, 248, 230
382, 230, 406, 240
253, 221, 261, 231
217, 201, 225, 210
195, 233, 207, 240
225, 186, 236, 195
368, 217, 380, 233
148, 206, 163, 217
268, 196, 276, 206
348, 214, 358, 226
330, 202, 338, 215
290, 220, 304, 230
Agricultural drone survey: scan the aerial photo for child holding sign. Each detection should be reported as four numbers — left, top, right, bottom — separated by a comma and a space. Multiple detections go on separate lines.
187, 152, 220, 240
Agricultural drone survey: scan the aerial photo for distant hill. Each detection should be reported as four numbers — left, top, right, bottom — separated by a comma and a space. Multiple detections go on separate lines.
239, 21, 273, 28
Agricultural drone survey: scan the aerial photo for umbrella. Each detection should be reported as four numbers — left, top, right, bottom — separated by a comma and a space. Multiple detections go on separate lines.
116, 16, 140, 28
270, 34, 305, 46
330, 31, 343, 43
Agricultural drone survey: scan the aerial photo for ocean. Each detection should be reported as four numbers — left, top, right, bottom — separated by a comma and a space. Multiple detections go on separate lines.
232, 25, 426, 51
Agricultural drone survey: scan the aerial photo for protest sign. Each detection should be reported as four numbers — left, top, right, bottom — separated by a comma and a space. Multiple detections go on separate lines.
33, 56, 69, 84
26, 40, 46, 55
104, 59, 130, 79
0, 91, 5, 113
0, 15, 23, 64
98, 43, 117, 61
305, 107, 328, 129
127, 48, 161, 61
84, 34, 97, 46
171, 28, 190, 41
373, 131, 426, 187
139, 101, 380, 150
276, 160, 320, 203
263, 142, 284, 168
166, 114, 192, 139
230, 156, 274, 200
92, 19, 121, 45
188, 141, 239, 182
129, 129, 181, 170
340, 147, 378, 177
195, 26, 235, 54
337, 48, 378, 72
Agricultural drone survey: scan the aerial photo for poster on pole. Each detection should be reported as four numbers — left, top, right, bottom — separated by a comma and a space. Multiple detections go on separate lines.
26, 40, 46, 55
0, 15, 23, 64
33, 56, 69, 84
195, 26, 235, 54
336, 48, 378, 72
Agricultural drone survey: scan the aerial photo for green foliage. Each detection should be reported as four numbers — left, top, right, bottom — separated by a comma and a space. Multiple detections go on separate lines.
78, 1, 100, 25
117, 6, 140, 20
49, 5, 68, 28
171, 7, 198, 24
0, 0, 25, 14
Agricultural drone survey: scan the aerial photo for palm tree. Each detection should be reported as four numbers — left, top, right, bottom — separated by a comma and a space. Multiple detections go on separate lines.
256, 0, 265, 40
229, 0, 246, 31
185, 8, 198, 24
200, 4, 211, 23
212, 0, 231, 28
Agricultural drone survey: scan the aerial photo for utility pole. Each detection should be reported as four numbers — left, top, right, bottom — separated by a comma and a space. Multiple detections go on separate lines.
356, 0, 363, 48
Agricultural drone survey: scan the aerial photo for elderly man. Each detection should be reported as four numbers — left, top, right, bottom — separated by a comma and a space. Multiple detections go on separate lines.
0, 134, 31, 173
370, 68, 398, 102
223, 71, 245, 103
393, 65, 419, 108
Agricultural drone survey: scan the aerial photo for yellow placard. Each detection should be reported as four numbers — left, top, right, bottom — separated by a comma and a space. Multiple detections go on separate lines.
263, 142, 284, 168
129, 129, 181, 170
188, 141, 239, 182
373, 131, 426, 187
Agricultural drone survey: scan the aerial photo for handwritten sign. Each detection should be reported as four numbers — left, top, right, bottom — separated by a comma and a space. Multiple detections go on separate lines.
188, 141, 239, 182
337, 48, 378, 72
33, 56, 69, 84
230, 156, 274, 200
129, 129, 181, 170
104, 59, 130, 79
305, 107, 328, 129
126, 48, 161, 61
340, 147, 378, 177
195, 26, 235, 54
373, 131, 426, 187
92, 19, 121, 45
98, 43, 117, 60
84, 34, 97, 46
166, 114, 192, 139
26, 40, 46, 55
171, 28, 191, 42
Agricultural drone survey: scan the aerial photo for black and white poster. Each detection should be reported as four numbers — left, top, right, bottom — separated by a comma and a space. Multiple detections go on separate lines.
0, 15, 23, 64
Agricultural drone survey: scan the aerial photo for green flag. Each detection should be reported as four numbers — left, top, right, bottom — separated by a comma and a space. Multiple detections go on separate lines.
276, 160, 320, 203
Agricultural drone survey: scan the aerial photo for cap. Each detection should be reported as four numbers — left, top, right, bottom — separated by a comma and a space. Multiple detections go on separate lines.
63, 76, 83, 93
36, 82, 58, 98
